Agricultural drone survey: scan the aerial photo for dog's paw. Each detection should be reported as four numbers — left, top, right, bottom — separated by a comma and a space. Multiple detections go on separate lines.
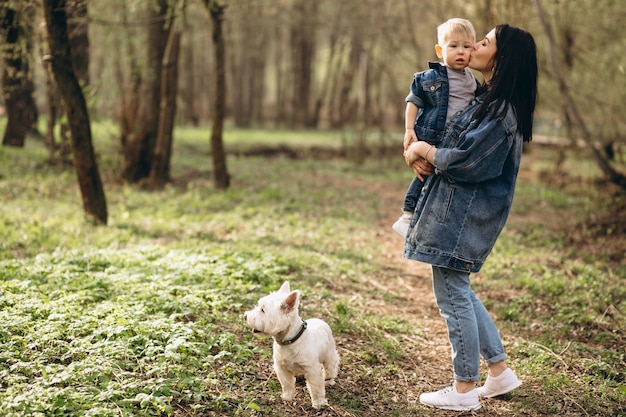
311, 398, 328, 409
325, 378, 335, 386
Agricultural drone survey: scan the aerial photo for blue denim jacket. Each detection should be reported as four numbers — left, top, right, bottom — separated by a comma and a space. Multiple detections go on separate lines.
403, 94, 523, 273
405, 61, 450, 144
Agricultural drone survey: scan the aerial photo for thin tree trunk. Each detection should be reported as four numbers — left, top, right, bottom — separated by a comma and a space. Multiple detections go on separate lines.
180, 32, 199, 126
533, 0, 626, 188
311, 26, 344, 128
332, 39, 360, 128
229, 1, 267, 128
273, 23, 286, 128
327, 40, 348, 129
229, 40, 246, 126
353, 48, 368, 166
42, 54, 66, 161
114, 7, 141, 152
149, 26, 181, 189
122, 0, 170, 183
67, 0, 88, 86
206, 0, 229, 189
289, 0, 317, 128
42, 0, 107, 224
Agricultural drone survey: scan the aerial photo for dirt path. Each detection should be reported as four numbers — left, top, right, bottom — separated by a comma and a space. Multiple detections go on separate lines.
366, 182, 460, 387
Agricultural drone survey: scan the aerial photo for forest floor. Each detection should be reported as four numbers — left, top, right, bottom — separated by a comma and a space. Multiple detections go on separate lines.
3, 137, 624, 417
228, 149, 626, 417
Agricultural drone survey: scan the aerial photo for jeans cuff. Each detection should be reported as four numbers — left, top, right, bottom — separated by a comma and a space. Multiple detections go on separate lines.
484, 353, 508, 366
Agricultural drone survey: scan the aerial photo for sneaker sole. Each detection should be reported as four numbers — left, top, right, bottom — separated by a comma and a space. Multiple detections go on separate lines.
477, 379, 522, 398
420, 400, 482, 411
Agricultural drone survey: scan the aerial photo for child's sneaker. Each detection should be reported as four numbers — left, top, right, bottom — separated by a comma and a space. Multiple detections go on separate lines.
477, 368, 522, 398
392, 213, 412, 237
419, 385, 481, 411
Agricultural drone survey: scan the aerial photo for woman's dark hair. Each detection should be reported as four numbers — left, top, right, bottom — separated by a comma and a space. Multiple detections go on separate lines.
475, 24, 538, 142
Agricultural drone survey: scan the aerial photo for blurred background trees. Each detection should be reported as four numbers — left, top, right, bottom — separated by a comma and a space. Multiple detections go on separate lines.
1, 0, 625, 189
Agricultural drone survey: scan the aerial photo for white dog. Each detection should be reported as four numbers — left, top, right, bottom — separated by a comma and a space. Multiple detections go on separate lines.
244, 281, 339, 409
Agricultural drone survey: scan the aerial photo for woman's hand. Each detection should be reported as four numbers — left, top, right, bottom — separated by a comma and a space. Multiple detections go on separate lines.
404, 141, 434, 181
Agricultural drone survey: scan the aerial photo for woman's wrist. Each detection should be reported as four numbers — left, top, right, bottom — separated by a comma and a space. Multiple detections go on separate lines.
425, 145, 435, 164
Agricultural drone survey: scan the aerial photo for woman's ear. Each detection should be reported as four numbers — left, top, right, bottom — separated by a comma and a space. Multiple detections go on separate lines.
435, 44, 443, 58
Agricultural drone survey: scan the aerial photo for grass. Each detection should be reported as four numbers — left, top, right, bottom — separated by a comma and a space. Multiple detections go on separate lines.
1, 124, 625, 416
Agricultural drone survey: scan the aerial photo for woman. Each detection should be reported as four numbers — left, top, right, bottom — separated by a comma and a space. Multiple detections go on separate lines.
403, 24, 538, 411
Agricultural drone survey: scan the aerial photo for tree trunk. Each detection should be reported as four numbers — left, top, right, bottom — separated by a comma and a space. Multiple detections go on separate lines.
273, 23, 286, 128
40, 0, 85, 163
42, 54, 70, 163
121, 0, 171, 183
148, 26, 181, 189
353, 49, 368, 166
229, 1, 267, 128
289, 0, 317, 128
180, 32, 199, 126
310, 3, 348, 129
42, 0, 107, 225
0, 2, 38, 147
331, 39, 360, 129
206, 0, 229, 189
67, 0, 89, 86
479, 0, 498, 37
113, 6, 141, 153
533, 0, 626, 188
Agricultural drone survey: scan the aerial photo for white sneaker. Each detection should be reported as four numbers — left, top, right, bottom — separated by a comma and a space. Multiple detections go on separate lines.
477, 368, 522, 398
392, 213, 412, 237
419, 385, 481, 411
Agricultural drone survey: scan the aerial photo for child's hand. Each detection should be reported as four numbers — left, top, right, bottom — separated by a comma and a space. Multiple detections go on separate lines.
403, 129, 418, 151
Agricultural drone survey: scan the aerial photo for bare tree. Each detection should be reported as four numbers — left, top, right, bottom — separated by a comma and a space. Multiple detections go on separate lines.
121, 0, 172, 183
0, 0, 38, 147
205, 0, 229, 189
67, 0, 88, 86
148, 21, 181, 189
42, 0, 107, 224
40, 0, 88, 163
112, 3, 141, 159
533, 0, 626, 188
227, 0, 269, 127
179, 20, 200, 126
289, 0, 317, 128
42, 52, 69, 162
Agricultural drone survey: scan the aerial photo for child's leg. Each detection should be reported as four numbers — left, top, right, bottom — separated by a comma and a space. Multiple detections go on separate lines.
402, 176, 425, 213
393, 177, 425, 237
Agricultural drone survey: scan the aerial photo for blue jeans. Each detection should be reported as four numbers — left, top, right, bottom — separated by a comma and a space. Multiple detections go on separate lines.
431, 266, 508, 382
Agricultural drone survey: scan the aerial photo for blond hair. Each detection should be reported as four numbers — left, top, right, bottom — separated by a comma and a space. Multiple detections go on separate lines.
437, 18, 476, 45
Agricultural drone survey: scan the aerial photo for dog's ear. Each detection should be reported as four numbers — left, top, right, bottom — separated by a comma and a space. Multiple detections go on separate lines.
281, 290, 300, 313
278, 281, 290, 294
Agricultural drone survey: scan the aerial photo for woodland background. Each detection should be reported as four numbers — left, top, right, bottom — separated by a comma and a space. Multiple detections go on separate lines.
1, 1, 626, 416
1, 0, 626, 225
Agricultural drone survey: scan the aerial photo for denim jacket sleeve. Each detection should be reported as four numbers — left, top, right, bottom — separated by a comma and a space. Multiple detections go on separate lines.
433, 105, 517, 183
405, 72, 426, 108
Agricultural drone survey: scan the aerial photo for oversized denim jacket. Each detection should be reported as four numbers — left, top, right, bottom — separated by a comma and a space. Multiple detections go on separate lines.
405, 61, 451, 144
403, 94, 523, 273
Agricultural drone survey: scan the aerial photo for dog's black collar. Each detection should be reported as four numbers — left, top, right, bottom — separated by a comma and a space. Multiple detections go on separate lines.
275, 319, 307, 346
